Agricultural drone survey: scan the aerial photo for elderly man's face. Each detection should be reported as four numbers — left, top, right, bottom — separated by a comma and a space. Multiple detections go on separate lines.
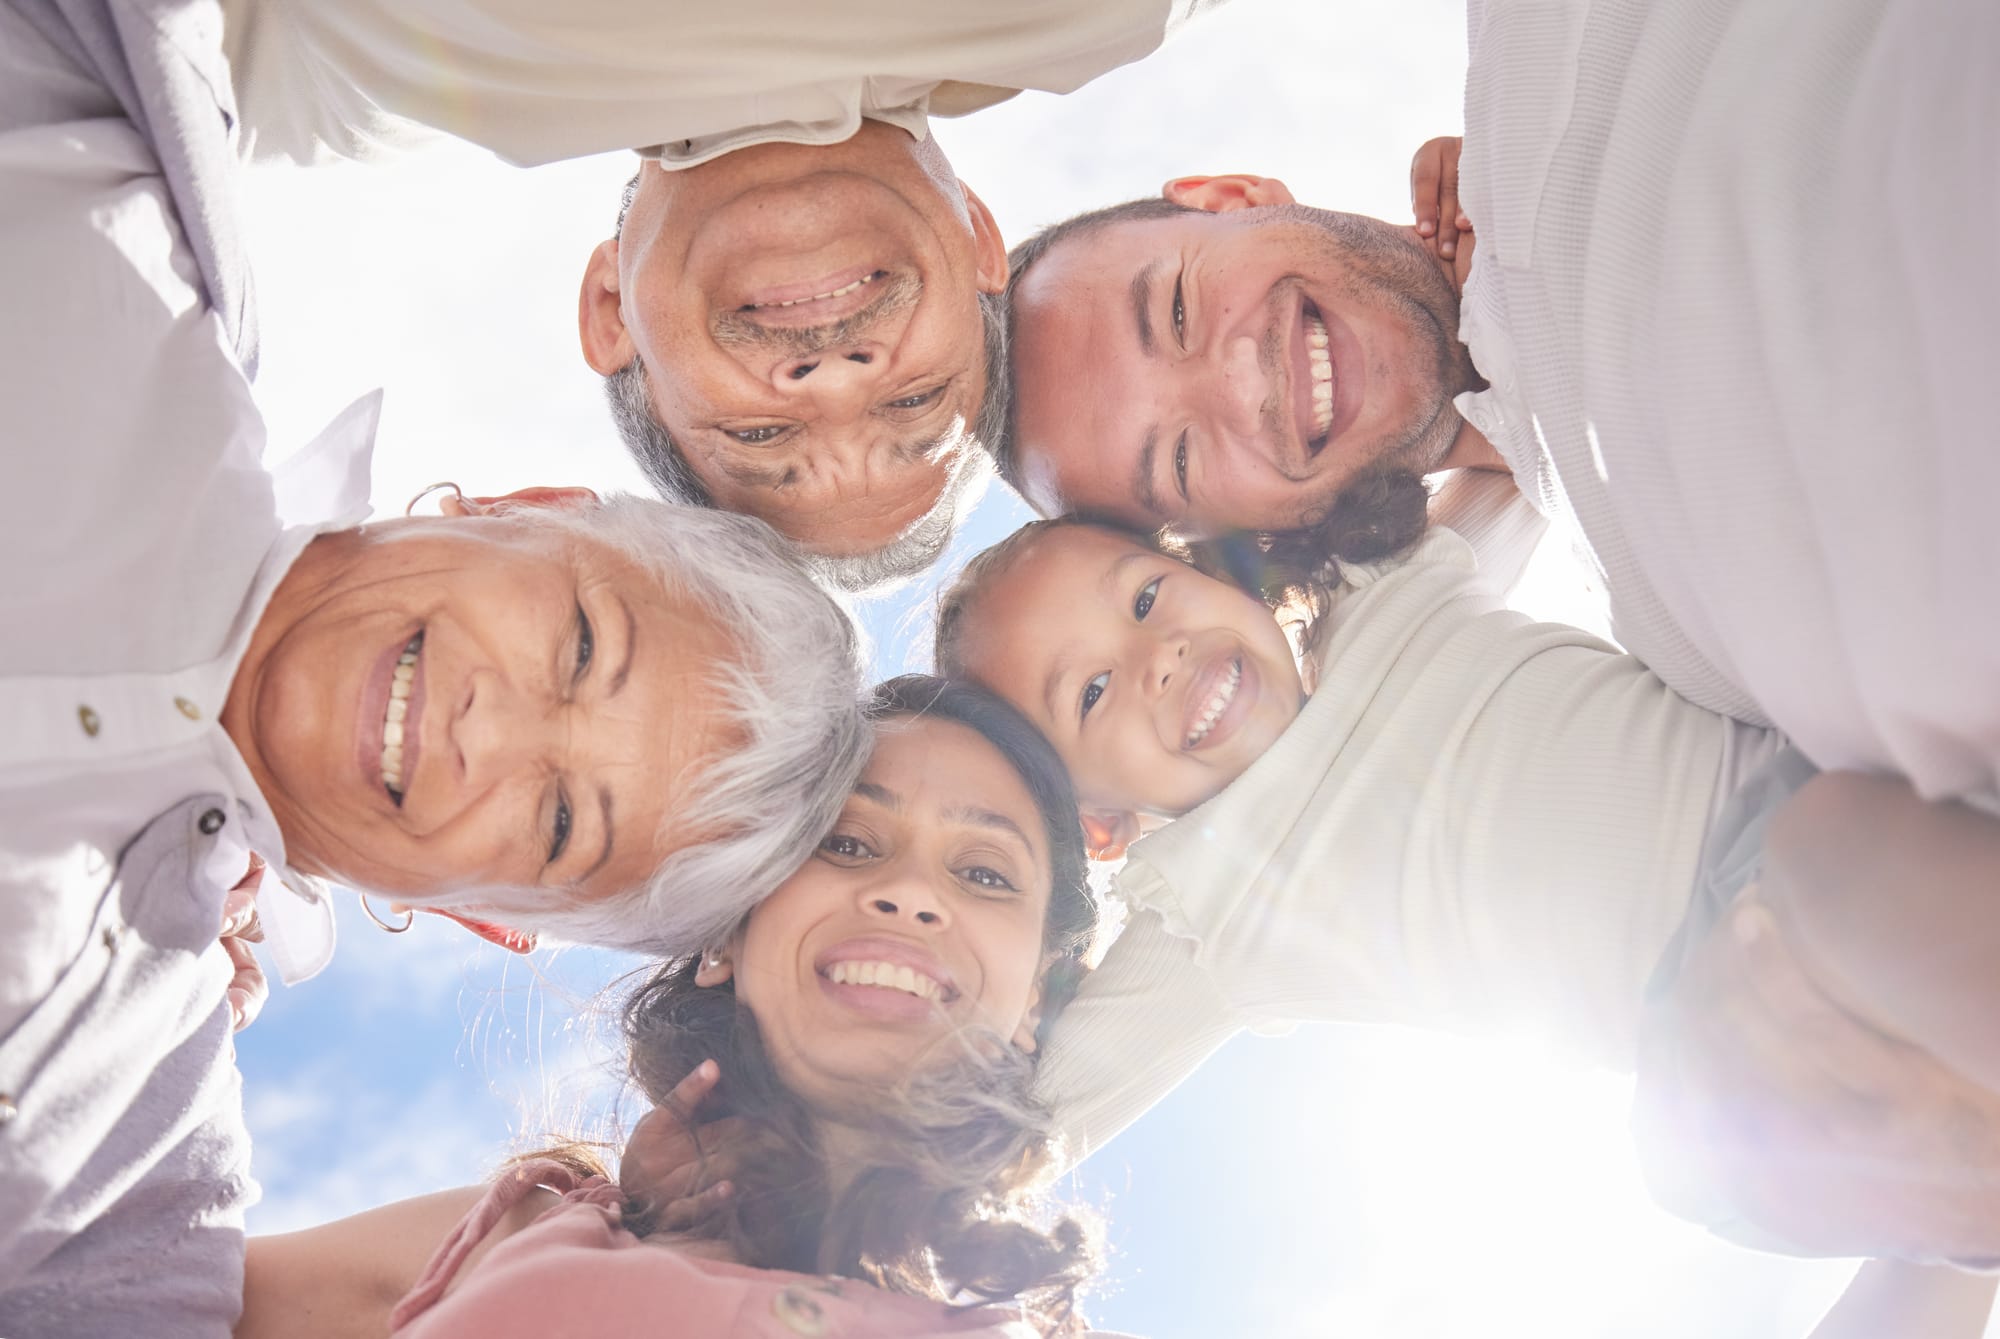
580, 123, 1007, 555
221, 503, 738, 908
1008, 185, 1474, 537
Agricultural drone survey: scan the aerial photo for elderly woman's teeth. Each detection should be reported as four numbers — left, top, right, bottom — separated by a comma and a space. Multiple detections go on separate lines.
1306, 309, 1335, 439
826, 960, 944, 1001
381, 634, 421, 800
1184, 659, 1243, 749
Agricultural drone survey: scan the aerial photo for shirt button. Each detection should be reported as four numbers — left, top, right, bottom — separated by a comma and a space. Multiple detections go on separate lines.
77, 705, 102, 737
771, 1287, 827, 1336
198, 808, 226, 836
0, 1094, 17, 1127
174, 697, 202, 721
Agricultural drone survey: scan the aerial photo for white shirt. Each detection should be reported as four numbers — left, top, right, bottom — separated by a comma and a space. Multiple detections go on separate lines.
0, 97, 381, 1029
1036, 529, 1777, 1160
1454, 0, 2000, 811
219, 0, 1217, 167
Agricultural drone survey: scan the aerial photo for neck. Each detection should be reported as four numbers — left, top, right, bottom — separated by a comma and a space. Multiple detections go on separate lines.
1436, 414, 1507, 474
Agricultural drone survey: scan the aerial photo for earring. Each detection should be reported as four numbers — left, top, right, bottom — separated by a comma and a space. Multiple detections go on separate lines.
405, 481, 465, 517
360, 894, 414, 934
702, 947, 726, 970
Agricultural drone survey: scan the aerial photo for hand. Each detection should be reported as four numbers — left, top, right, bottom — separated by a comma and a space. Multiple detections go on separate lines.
1635, 891, 2000, 1262
620, 1060, 746, 1233
1410, 135, 1471, 262
220, 854, 268, 1032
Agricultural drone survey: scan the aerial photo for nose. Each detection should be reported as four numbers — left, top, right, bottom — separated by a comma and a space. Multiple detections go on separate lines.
451, 668, 558, 794
855, 860, 952, 930
1206, 332, 1268, 439
1142, 629, 1190, 699
770, 340, 890, 416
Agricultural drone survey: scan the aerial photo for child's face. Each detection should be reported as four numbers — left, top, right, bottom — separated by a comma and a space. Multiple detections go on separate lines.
954, 525, 1305, 821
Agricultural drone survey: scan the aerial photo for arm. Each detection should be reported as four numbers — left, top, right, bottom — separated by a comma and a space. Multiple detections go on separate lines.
1030, 909, 1246, 1168
1761, 772, 2000, 1093
236, 1184, 556, 1339
1808, 1261, 1997, 1339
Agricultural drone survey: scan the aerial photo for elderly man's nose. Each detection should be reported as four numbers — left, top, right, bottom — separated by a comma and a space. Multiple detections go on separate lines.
773, 342, 887, 397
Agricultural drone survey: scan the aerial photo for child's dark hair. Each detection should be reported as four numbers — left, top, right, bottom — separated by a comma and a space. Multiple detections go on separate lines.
596, 676, 1099, 1333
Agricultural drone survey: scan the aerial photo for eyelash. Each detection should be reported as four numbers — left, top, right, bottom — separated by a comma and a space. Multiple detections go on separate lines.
961, 865, 1017, 893
727, 425, 787, 445
820, 832, 874, 860
888, 385, 945, 411
1080, 577, 1164, 721
1172, 272, 1186, 348
546, 604, 596, 864
1173, 431, 1189, 499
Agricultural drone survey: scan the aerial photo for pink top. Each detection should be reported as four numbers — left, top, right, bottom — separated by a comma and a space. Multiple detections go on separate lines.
388, 1161, 1051, 1339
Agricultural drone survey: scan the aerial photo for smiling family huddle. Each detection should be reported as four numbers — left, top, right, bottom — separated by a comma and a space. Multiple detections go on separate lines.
2, 0, 1997, 1336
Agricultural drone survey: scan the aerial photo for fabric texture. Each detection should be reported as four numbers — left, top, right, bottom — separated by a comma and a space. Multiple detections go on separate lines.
389, 1162, 1055, 1338
1035, 528, 1778, 1161
217, 0, 1218, 167
1454, 0, 2000, 811
0, 1, 379, 1330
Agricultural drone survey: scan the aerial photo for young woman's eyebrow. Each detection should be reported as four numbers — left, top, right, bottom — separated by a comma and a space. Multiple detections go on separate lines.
942, 804, 1033, 849
852, 780, 904, 811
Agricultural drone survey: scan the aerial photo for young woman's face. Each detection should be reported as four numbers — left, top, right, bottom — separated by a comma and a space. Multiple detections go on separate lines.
715, 714, 1055, 1112
951, 525, 1304, 822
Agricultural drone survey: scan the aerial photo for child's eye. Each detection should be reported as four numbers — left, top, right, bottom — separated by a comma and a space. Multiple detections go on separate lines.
1133, 576, 1162, 621
1080, 672, 1109, 720
818, 833, 874, 860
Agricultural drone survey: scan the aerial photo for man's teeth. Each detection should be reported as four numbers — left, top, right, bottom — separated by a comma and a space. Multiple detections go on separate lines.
380, 635, 421, 799
751, 271, 880, 310
1184, 659, 1243, 749
826, 960, 945, 1001
1306, 309, 1335, 439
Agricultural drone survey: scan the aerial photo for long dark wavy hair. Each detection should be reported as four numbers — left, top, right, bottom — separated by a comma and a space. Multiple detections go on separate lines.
609, 675, 1100, 1331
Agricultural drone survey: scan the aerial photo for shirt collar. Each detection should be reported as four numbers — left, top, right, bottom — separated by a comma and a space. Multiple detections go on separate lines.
233, 389, 384, 984
640, 102, 933, 169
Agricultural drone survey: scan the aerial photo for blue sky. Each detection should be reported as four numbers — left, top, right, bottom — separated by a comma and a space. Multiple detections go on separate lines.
234, 2, 1909, 1333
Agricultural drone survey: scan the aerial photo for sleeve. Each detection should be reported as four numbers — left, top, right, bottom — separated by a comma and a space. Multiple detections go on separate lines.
1031, 909, 1247, 1168
388, 1162, 591, 1331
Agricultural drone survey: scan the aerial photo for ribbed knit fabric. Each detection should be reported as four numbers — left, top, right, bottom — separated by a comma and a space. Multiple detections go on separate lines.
1455, 0, 2000, 809
1035, 528, 1777, 1163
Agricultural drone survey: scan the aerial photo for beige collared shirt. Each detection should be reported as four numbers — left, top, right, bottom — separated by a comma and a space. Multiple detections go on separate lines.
221, 0, 1219, 167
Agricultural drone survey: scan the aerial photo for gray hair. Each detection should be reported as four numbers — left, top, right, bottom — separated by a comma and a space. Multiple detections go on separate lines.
603, 288, 1006, 596
456, 495, 870, 956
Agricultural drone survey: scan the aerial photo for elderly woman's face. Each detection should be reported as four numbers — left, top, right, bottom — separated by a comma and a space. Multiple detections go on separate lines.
705, 714, 1053, 1112
221, 510, 739, 907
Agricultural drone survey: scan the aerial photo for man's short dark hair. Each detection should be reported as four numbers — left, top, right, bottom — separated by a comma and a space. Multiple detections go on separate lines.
986, 197, 1196, 489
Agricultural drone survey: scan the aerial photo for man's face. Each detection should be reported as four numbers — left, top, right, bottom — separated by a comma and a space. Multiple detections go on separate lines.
581, 123, 1007, 555
1009, 200, 1474, 537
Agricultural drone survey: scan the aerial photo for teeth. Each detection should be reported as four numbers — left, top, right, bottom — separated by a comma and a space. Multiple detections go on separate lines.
381, 634, 421, 801
826, 959, 944, 1001
1305, 309, 1335, 438
1184, 660, 1243, 749
754, 271, 880, 310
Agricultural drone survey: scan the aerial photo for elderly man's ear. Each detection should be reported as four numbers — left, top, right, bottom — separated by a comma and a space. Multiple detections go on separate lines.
439, 485, 600, 518
1162, 174, 1297, 213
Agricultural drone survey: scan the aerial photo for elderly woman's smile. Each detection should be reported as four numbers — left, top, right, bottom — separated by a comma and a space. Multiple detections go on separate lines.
220, 509, 741, 909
